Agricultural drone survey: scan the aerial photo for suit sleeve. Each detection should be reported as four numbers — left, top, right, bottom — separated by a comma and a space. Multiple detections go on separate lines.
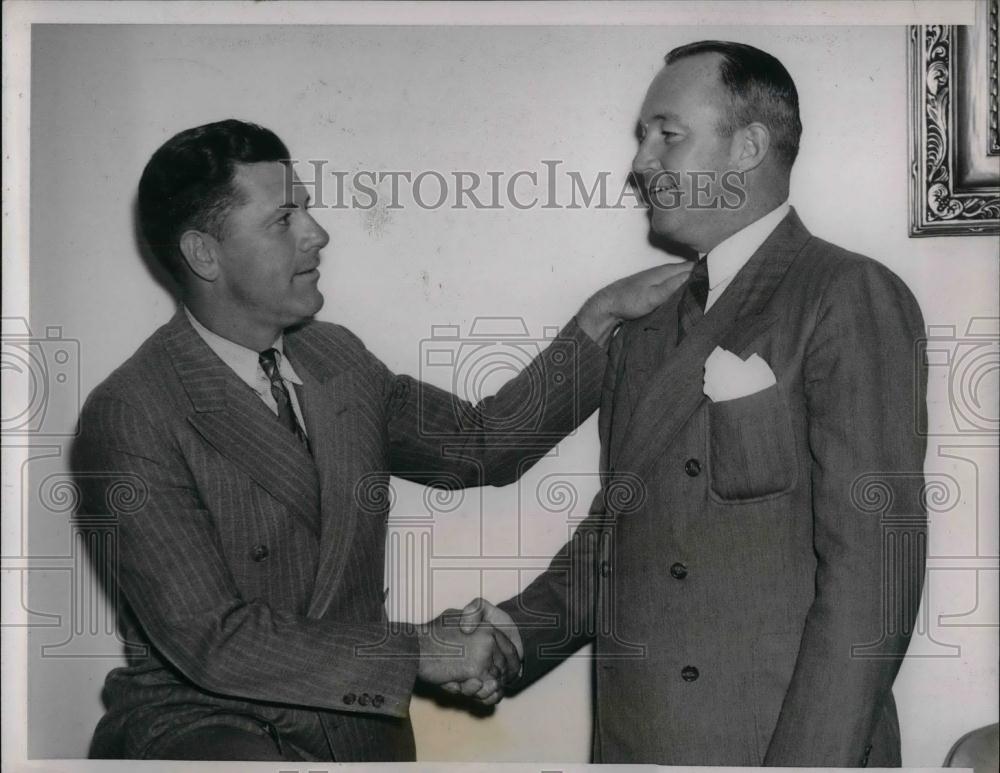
74, 393, 420, 718
383, 315, 607, 487
763, 260, 928, 765
496, 324, 628, 688
496, 501, 608, 688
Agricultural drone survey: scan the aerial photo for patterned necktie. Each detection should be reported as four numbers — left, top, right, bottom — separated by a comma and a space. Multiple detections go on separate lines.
676, 257, 710, 345
258, 348, 309, 450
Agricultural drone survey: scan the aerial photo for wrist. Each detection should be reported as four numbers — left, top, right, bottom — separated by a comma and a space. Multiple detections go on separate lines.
414, 623, 431, 655
413, 624, 434, 680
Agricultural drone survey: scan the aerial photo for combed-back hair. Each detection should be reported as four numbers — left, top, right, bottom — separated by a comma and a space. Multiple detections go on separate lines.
138, 119, 289, 281
666, 41, 802, 167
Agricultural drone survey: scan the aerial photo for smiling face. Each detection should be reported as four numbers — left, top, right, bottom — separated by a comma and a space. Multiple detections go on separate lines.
633, 53, 742, 252
208, 161, 329, 342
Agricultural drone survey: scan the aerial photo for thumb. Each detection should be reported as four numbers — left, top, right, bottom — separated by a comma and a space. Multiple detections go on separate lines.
459, 597, 487, 634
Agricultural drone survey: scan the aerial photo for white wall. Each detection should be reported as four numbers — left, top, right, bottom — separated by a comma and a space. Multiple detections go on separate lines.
24, 23, 998, 762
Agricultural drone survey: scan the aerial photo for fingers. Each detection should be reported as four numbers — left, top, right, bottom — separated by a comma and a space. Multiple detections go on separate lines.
458, 677, 484, 697
662, 260, 694, 276
482, 604, 524, 660
651, 262, 692, 288
451, 623, 512, 704
458, 597, 487, 634
645, 263, 693, 306
426, 598, 520, 708
440, 673, 505, 706
630, 261, 691, 284
490, 647, 506, 689
441, 676, 502, 704
475, 678, 501, 701
490, 627, 521, 683
478, 688, 504, 706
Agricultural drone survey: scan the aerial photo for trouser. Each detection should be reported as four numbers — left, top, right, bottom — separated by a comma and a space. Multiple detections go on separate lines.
145, 720, 314, 761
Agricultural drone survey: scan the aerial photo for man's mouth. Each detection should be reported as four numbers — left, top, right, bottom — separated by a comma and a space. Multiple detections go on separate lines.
645, 181, 680, 209
645, 172, 680, 197
295, 267, 320, 278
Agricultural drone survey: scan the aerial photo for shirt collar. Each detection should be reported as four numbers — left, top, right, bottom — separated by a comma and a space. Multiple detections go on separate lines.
183, 307, 304, 388
704, 201, 790, 290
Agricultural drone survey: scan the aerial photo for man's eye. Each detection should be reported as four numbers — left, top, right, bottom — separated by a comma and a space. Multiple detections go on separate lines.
277, 213, 292, 226
662, 130, 681, 139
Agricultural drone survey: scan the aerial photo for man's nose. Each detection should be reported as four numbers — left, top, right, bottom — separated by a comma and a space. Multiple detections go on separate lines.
301, 214, 330, 252
632, 136, 663, 178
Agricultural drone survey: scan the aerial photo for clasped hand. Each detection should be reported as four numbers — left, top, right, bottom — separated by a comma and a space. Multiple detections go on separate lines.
416, 598, 522, 706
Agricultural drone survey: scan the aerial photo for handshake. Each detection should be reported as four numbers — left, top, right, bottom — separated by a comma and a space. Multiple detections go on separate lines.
415, 598, 523, 706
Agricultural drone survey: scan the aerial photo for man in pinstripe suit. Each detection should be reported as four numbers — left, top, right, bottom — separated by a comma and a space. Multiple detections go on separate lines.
456, 41, 927, 766
73, 119, 689, 761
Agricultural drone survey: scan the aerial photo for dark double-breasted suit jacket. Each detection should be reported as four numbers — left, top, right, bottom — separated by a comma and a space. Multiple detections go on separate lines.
74, 310, 605, 760
501, 210, 928, 766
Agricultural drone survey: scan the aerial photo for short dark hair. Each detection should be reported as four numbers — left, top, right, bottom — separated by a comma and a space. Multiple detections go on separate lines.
665, 40, 802, 167
137, 119, 290, 282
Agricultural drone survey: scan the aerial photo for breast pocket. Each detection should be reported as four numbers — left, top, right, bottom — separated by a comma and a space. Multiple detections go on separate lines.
706, 383, 797, 503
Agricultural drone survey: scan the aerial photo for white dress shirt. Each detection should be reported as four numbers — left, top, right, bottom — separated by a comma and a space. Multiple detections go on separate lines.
703, 201, 790, 311
184, 307, 309, 435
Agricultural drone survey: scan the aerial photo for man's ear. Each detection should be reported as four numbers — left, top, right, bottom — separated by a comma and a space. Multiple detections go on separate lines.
732, 122, 770, 172
179, 230, 220, 282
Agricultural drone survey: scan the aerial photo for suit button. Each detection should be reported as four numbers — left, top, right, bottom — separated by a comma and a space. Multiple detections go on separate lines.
372, 694, 385, 708
599, 561, 612, 578
670, 562, 688, 580
681, 665, 699, 682
684, 458, 701, 477
251, 544, 269, 562
342, 693, 357, 705
358, 693, 371, 706
392, 381, 409, 401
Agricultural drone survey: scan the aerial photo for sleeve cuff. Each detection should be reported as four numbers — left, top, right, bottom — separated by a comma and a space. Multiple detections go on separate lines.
337, 623, 421, 718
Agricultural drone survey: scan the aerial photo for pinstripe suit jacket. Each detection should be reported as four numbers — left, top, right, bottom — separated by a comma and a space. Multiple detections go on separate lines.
74, 309, 604, 760
501, 210, 928, 766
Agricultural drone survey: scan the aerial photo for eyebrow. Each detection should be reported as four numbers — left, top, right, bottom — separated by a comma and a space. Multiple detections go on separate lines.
647, 111, 686, 125
277, 193, 311, 211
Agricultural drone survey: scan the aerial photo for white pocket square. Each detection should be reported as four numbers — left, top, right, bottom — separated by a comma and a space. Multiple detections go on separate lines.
703, 346, 777, 402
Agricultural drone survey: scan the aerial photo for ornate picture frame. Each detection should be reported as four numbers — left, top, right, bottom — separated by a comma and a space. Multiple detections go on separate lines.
909, 0, 1000, 236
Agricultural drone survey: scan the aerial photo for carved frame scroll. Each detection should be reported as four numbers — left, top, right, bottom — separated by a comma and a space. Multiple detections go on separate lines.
908, 0, 1000, 236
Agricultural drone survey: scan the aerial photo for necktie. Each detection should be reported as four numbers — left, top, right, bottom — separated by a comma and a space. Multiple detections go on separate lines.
676, 257, 710, 344
258, 348, 309, 450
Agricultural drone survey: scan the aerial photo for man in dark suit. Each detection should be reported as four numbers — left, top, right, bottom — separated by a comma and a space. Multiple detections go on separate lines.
74, 120, 689, 761
462, 41, 928, 766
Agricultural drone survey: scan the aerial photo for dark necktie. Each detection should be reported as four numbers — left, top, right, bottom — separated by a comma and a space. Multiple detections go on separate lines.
258, 348, 309, 450
676, 257, 710, 344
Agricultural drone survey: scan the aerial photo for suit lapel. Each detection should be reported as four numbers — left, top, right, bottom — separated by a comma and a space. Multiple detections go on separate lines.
612, 209, 812, 483
162, 311, 322, 537
627, 298, 681, 404
608, 296, 681, 467
298, 369, 362, 619
282, 327, 366, 619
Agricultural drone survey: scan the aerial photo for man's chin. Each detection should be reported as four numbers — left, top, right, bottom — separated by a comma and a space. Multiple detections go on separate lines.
646, 211, 698, 259
648, 208, 682, 240
287, 292, 325, 327
307, 295, 325, 321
